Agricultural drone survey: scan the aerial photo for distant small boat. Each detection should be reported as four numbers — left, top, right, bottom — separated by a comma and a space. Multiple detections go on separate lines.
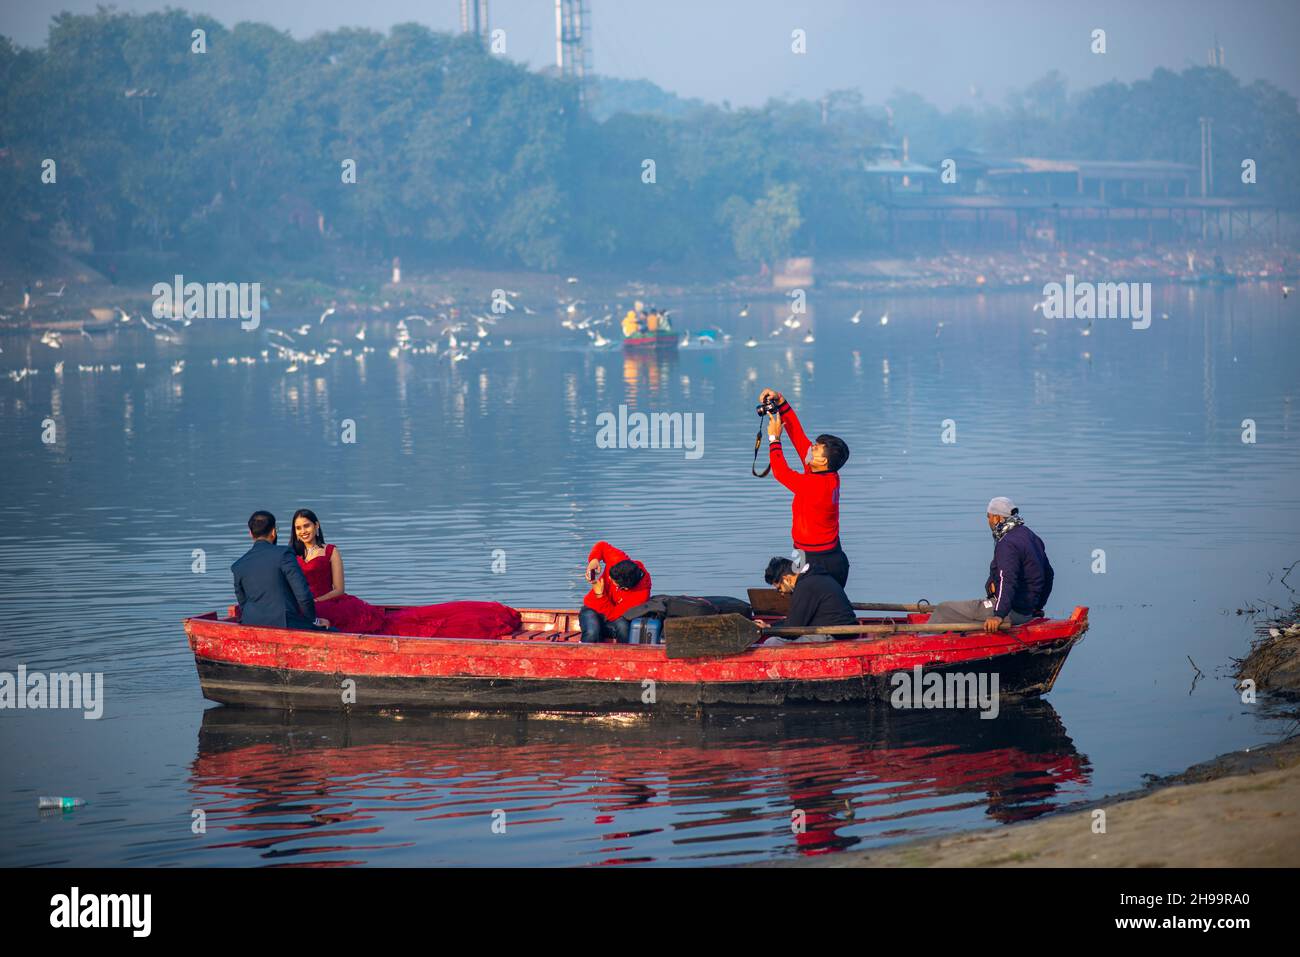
183, 605, 1089, 713
622, 329, 678, 352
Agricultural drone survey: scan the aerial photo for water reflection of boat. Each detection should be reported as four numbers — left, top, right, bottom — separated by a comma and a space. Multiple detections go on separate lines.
190, 702, 1090, 865
183, 606, 1088, 713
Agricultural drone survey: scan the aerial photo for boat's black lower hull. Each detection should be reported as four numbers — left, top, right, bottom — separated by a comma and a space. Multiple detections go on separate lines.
195, 640, 1075, 714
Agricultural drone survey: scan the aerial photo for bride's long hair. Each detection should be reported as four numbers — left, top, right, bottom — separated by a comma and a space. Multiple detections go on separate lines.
290, 508, 326, 559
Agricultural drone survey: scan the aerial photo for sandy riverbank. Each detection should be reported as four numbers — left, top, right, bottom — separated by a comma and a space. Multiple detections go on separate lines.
3, 241, 1298, 331
757, 735, 1300, 867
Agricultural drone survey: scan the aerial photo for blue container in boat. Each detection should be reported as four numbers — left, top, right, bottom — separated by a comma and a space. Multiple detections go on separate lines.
628, 617, 663, 645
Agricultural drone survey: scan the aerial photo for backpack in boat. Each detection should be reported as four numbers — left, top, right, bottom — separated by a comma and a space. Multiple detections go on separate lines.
619, 594, 752, 622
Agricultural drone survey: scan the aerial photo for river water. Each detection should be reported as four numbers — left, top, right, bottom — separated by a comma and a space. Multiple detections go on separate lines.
1, 283, 1296, 866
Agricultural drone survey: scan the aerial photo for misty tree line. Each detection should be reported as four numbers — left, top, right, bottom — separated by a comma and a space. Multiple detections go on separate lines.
1, 9, 1297, 275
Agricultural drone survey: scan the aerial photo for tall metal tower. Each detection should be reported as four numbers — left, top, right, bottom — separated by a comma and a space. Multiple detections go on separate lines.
460, 0, 490, 43
555, 0, 592, 105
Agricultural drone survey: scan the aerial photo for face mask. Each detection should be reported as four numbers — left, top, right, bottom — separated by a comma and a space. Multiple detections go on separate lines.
991, 513, 1024, 541
804, 446, 816, 465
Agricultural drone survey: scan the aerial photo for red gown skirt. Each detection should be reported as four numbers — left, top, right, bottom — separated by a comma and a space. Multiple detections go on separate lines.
299, 546, 519, 638
315, 593, 388, 634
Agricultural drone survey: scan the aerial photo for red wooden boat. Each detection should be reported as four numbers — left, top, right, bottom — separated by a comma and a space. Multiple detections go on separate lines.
183, 606, 1088, 713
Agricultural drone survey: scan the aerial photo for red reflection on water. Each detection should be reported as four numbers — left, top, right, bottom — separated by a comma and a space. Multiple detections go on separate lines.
190, 706, 1090, 866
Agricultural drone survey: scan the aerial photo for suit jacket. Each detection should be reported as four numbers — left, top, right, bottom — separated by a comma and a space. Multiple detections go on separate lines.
232, 539, 317, 629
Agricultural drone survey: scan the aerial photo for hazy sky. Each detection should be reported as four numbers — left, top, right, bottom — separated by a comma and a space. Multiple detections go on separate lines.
3, 0, 1298, 109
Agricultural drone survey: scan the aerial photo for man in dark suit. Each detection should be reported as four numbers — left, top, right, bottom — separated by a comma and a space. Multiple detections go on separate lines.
232, 510, 323, 629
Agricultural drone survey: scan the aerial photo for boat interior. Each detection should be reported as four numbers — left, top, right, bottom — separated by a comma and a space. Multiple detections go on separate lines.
202, 605, 921, 644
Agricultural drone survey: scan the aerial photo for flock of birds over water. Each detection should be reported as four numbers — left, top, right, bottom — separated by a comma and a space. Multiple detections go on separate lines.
9, 253, 1293, 386
0, 277, 912, 386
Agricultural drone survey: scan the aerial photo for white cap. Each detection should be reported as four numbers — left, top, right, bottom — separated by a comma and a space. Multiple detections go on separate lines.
987, 496, 1017, 517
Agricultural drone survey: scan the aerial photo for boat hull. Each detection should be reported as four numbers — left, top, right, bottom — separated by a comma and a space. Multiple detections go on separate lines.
185, 606, 1087, 714
622, 333, 678, 351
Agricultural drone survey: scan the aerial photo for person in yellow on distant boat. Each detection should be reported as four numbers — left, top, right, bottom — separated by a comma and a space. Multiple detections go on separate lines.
623, 300, 648, 338
622, 303, 673, 338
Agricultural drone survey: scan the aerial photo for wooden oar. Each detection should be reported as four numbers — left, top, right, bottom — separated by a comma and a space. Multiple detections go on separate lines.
851, 602, 930, 612
664, 613, 1004, 659
764, 621, 1000, 637
747, 588, 930, 616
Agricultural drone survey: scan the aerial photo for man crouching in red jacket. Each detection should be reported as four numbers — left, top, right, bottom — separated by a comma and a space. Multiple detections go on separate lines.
580, 541, 653, 643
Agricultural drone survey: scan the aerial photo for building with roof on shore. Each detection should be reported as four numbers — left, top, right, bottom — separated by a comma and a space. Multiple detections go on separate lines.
863, 147, 1288, 247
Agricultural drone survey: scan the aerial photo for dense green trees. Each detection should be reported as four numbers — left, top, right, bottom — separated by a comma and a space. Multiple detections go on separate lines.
1, 9, 1296, 276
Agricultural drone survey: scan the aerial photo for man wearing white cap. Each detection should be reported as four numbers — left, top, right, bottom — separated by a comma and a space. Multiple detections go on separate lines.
927, 497, 1054, 632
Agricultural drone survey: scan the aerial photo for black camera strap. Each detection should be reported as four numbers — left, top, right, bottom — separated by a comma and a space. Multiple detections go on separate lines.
752, 414, 772, 477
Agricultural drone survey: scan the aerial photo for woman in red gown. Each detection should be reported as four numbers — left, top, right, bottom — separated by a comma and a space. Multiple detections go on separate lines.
291, 509, 387, 634
290, 509, 521, 639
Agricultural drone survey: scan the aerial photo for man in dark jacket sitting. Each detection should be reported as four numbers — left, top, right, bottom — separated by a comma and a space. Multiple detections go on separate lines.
232, 510, 324, 629
928, 497, 1054, 632
761, 554, 858, 644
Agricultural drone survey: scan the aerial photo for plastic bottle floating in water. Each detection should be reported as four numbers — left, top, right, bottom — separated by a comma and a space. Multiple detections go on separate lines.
38, 797, 85, 811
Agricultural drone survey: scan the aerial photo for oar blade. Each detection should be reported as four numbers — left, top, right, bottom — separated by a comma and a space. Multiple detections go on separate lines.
664, 613, 762, 659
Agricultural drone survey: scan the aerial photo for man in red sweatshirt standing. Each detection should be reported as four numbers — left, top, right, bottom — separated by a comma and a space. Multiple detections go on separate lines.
759, 388, 852, 587
579, 540, 653, 643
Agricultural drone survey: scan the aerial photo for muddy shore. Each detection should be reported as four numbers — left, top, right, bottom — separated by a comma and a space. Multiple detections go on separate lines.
755, 734, 1300, 867
3, 242, 1297, 331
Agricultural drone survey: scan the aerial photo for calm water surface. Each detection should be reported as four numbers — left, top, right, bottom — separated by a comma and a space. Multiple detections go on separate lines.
1, 283, 1296, 865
